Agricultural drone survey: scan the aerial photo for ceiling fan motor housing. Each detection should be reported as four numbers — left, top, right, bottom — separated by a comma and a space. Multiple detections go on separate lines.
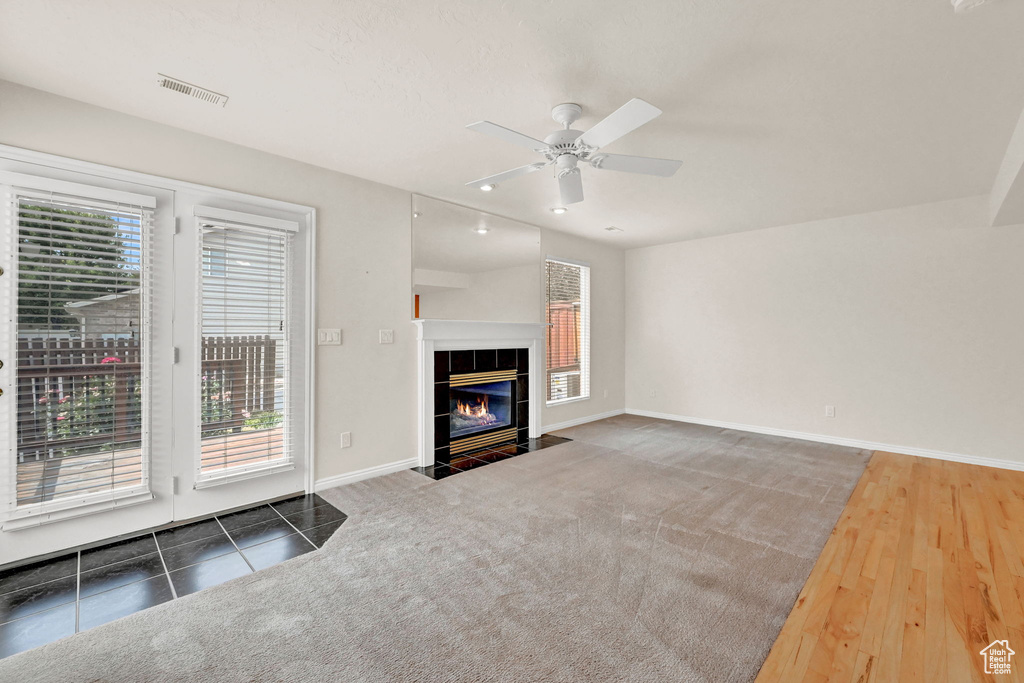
545, 129, 584, 154
545, 130, 584, 178
547, 104, 588, 170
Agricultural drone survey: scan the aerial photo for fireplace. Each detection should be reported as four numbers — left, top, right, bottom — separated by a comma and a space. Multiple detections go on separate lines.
432, 349, 529, 462
414, 320, 546, 467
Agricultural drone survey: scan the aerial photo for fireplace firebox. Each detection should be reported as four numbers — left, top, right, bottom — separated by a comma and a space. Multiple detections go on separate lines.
450, 380, 513, 439
433, 348, 529, 463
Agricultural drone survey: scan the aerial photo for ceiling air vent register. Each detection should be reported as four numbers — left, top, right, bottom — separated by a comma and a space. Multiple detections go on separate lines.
157, 74, 228, 107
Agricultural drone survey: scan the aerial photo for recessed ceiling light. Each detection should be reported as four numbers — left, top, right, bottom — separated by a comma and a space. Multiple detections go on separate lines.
604, 226, 624, 233
412, 212, 421, 218
550, 207, 568, 215
475, 227, 489, 234
479, 184, 496, 192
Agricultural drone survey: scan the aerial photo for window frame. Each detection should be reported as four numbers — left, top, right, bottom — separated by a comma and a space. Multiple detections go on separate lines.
544, 256, 591, 406
192, 207, 300, 488
0, 173, 158, 522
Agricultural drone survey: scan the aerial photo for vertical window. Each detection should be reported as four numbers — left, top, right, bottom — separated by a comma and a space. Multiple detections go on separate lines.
196, 217, 292, 483
545, 258, 590, 403
6, 184, 153, 511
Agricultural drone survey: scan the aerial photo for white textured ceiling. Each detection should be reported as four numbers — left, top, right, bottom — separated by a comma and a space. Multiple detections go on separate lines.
1, 0, 1023, 248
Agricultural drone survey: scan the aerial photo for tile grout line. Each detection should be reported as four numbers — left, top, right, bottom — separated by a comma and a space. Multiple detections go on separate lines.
151, 532, 178, 600
268, 503, 318, 549
214, 516, 257, 573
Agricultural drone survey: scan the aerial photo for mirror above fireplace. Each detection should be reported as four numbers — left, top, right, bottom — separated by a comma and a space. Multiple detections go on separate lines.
412, 195, 541, 323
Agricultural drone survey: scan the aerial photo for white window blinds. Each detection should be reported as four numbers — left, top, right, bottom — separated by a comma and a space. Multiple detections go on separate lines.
196, 218, 292, 483
545, 258, 590, 403
5, 185, 154, 512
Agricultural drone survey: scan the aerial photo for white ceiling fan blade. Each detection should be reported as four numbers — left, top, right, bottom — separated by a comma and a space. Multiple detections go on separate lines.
589, 154, 683, 177
466, 162, 551, 189
558, 170, 584, 205
466, 121, 551, 152
576, 98, 662, 150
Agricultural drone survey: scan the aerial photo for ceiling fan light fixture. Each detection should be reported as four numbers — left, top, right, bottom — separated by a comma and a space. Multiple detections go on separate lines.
550, 207, 568, 215
479, 184, 496, 192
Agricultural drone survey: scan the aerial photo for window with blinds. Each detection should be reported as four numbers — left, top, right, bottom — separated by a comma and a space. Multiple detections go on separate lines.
545, 258, 590, 403
7, 187, 153, 511
197, 219, 291, 483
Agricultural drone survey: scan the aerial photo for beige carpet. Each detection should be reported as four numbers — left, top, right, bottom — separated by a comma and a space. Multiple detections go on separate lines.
0, 415, 870, 682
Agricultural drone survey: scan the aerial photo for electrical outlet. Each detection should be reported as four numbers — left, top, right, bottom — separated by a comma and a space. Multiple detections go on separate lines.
825, 405, 835, 418
649, 389, 657, 398
317, 329, 341, 346
379, 329, 394, 344
603, 389, 609, 398
340, 432, 352, 448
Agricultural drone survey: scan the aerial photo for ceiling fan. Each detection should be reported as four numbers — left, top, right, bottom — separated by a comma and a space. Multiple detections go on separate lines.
465, 98, 683, 206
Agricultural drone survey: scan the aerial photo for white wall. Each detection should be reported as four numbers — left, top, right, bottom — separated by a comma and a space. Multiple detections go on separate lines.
0, 79, 624, 485
626, 196, 1024, 464
417, 264, 540, 323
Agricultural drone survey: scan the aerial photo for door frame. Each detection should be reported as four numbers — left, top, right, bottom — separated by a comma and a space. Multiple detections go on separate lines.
0, 144, 317, 566
168, 194, 315, 522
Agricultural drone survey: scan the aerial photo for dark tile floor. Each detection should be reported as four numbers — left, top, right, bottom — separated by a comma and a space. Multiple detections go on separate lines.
0, 493, 346, 659
413, 434, 572, 480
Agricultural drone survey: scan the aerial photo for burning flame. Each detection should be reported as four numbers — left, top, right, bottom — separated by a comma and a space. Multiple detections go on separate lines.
455, 395, 497, 425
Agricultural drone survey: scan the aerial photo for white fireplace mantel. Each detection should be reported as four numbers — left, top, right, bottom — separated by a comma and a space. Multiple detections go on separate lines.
413, 320, 548, 467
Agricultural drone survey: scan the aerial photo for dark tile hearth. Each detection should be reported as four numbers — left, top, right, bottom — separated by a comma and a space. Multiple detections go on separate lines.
412, 433, 572, 480
432, 347, 531, 466
0, 494, 347, 660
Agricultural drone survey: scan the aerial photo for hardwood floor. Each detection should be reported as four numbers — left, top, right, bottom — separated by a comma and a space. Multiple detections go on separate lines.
757, 451, 1024, 683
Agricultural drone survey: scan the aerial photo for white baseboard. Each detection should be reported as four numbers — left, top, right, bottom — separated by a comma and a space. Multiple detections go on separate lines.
313, 458, 418, 492
625, 408, 1024, 473
543, 409, 625, 434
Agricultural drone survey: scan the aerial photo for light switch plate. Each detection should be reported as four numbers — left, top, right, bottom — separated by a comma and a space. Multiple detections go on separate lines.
317, 329, 342, 346
379, 329, 394, 344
